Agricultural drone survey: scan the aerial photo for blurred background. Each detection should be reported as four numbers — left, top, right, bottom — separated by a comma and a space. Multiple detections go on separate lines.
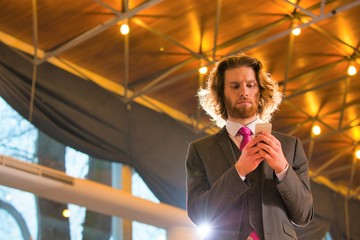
0, 0, 360, 239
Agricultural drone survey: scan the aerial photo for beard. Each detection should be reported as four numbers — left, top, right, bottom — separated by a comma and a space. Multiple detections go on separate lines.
225, 97, 259, 119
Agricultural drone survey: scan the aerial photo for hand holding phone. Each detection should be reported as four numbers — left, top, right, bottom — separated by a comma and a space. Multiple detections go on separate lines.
255, 122, 272, 136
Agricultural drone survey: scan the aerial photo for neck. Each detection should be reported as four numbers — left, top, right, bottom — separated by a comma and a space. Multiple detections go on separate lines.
228, 115, 257, 126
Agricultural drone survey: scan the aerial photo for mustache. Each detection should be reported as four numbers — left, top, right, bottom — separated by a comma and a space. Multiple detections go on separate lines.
235, 97, 252, 104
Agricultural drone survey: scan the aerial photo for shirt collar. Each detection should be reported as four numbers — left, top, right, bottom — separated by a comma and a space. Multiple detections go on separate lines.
226, 118, 265, 137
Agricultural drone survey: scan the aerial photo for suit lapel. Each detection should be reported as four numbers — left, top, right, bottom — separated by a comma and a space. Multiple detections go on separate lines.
215, 127, 237, 166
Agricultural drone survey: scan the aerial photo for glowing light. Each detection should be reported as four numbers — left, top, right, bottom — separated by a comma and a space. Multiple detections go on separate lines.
199, 66, 208, 75
197, 224, 212, 238
312, 125, 321, 136
120, 23, 130, 35
356, 149, 360, 159
347, 65, 357, 76
292, 27, 301, 36
62, 209, 71, 218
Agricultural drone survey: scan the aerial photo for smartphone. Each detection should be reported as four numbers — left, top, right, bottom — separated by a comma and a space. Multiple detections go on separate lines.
255, 122, 272, 136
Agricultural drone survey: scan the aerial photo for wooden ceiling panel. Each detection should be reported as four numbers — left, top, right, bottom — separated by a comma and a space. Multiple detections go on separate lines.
41, 0, 117, 50
0, 1, 33, 44
317, 5, 360, 53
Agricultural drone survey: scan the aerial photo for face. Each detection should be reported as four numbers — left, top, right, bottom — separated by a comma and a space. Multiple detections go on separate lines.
224, 66, 260, 122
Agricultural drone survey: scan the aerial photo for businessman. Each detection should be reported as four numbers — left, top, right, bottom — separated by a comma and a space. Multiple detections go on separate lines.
186, 54, 313, 240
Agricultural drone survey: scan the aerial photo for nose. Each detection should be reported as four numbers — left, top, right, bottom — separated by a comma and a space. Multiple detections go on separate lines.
239, 84, 248, 97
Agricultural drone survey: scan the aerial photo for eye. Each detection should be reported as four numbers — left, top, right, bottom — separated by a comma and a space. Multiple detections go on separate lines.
230, 83, 240, 89
247, 82, 257, 88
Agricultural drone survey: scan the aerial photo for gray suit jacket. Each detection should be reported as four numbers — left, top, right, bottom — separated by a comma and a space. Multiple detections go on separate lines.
186, 127, 313, 240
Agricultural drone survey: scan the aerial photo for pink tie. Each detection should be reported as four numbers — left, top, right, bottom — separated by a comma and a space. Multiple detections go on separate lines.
249, 231, 260, 240
238, 126, 252, 150
239, 127, 260, 240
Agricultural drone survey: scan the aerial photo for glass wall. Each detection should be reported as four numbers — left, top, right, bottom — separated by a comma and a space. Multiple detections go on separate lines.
0, 97, 166, 240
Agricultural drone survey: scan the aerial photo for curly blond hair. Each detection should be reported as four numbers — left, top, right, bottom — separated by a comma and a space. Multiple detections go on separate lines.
198, 54, 283, 127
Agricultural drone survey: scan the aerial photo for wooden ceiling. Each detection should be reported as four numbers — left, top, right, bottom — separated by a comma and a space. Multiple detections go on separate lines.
1, 0, 360, 199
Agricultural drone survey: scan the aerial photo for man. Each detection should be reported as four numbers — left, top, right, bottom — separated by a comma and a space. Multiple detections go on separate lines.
185, 54, 313, 240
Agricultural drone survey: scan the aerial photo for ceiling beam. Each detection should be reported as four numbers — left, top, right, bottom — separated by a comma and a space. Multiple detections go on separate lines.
29, 0, 39, 122
322, 164, 352, 176
125, 58, 196, 102
35, 0, 164, 65
284, 0, 319, 19
286, 74, 348, 100
287, 118, 312, 136
302, 122, 360, 145
282, 99, 358, 145
132, 18, 211, 62
320, 99, 360, 118
219, 17, 289, 55
320, 0, 326, 15
91, 0, 120, 14
313, 150, 351, 176
225, 0, 360, 56
123, 29, 130, 99
121, 0, 130, 99
212, 0, 222, 60
347, 155, 358, 198
281, 59, 346, 86
283, 23, 295, 91
127, 16, 290, 100
193, 0, 222, 131
132, 61, 200, 98
309, 24, 357, 54
127, 13, 289, 99
338, 77, 350, 130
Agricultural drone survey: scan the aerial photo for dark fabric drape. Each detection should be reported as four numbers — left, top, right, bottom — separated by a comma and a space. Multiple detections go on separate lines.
1, 43, 360, 239
0, 42, 205, 209
294, 181, 360, 239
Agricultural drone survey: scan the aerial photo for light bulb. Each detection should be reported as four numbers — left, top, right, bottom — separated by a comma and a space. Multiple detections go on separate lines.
199, 66, 208, 74
347, 65, 357, 76
356, 149, 360, 159
62, 209, 71, 218
292, 27, 301, 36
120, 23, 130, 35
312, 125, 321, 136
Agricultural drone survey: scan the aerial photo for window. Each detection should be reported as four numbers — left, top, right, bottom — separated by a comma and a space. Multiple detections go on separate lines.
0, 97, 166, 240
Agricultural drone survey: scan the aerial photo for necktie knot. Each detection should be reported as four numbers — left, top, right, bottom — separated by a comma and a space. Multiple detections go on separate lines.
238, 126, 252, 137
238, 126, 252, 150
